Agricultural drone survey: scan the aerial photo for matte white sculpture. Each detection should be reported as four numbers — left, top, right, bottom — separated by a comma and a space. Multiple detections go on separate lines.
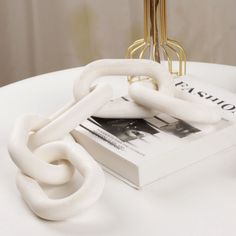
9, 115, 74, 185
8, 59, 222, 221
16, 138, 105, 221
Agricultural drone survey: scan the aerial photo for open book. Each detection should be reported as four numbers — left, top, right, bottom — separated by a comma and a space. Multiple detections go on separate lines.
72, 76, 236, 188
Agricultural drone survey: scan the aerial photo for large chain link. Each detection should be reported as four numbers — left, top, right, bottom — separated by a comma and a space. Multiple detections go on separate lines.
8, 59, 221, 221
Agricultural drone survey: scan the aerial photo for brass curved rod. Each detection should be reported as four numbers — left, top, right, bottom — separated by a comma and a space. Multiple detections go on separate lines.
167, 40, 187, 59
127, 42, 148, 81
167, 39, 187, 61
127, 41, 145, 58
139, 43, 150, 59
163, 42, 182, 75
127, 39, 145, 55
164, 43, 180, 61
165, 45, 182, 76
151, 43, 160, 61
128, 42, 146, 59
161, 44, 172, 73
167, 39, 186, 75
130, 38, 145, 46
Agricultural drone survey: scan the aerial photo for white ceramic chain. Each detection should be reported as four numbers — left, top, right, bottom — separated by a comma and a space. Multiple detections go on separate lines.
8, 59, 221, 221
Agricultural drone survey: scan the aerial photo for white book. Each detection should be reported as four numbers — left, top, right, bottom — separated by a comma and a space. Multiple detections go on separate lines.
72, 76, 236, 189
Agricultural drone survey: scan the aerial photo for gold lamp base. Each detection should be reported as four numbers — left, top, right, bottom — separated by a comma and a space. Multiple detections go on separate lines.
127, 0, 186, 77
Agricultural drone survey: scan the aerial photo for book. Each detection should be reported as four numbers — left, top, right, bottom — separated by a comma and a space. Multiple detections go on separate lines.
71, 76, 236, 189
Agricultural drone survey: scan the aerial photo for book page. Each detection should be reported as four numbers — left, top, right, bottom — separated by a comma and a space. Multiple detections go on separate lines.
75, 76, 236, 162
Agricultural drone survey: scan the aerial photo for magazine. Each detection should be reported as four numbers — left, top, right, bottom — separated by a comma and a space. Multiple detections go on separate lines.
72, 76, 236, 188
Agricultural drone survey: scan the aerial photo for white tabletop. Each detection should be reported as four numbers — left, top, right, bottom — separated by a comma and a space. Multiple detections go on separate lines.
1, 62, 236, 236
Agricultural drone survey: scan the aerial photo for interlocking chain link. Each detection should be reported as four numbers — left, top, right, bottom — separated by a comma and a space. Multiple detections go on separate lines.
8, 59, 221, 221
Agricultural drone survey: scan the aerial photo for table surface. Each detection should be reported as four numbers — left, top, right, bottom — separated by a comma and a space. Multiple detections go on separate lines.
1, 62, 236, 236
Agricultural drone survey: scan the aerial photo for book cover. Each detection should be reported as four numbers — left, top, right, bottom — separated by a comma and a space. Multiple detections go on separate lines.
72, 76, 236, 188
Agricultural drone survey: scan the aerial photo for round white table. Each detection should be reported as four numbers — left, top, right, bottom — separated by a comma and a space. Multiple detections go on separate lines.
1, 62, 236, 236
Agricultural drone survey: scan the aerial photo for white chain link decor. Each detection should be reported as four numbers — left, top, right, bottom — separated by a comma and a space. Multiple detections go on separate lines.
8, 59, 221, 221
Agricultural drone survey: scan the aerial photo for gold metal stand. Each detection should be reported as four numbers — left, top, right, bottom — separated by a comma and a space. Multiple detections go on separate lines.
127, 0, 186, 76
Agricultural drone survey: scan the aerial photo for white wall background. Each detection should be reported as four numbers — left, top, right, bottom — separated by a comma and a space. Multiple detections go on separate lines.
0, 0, 236, 86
